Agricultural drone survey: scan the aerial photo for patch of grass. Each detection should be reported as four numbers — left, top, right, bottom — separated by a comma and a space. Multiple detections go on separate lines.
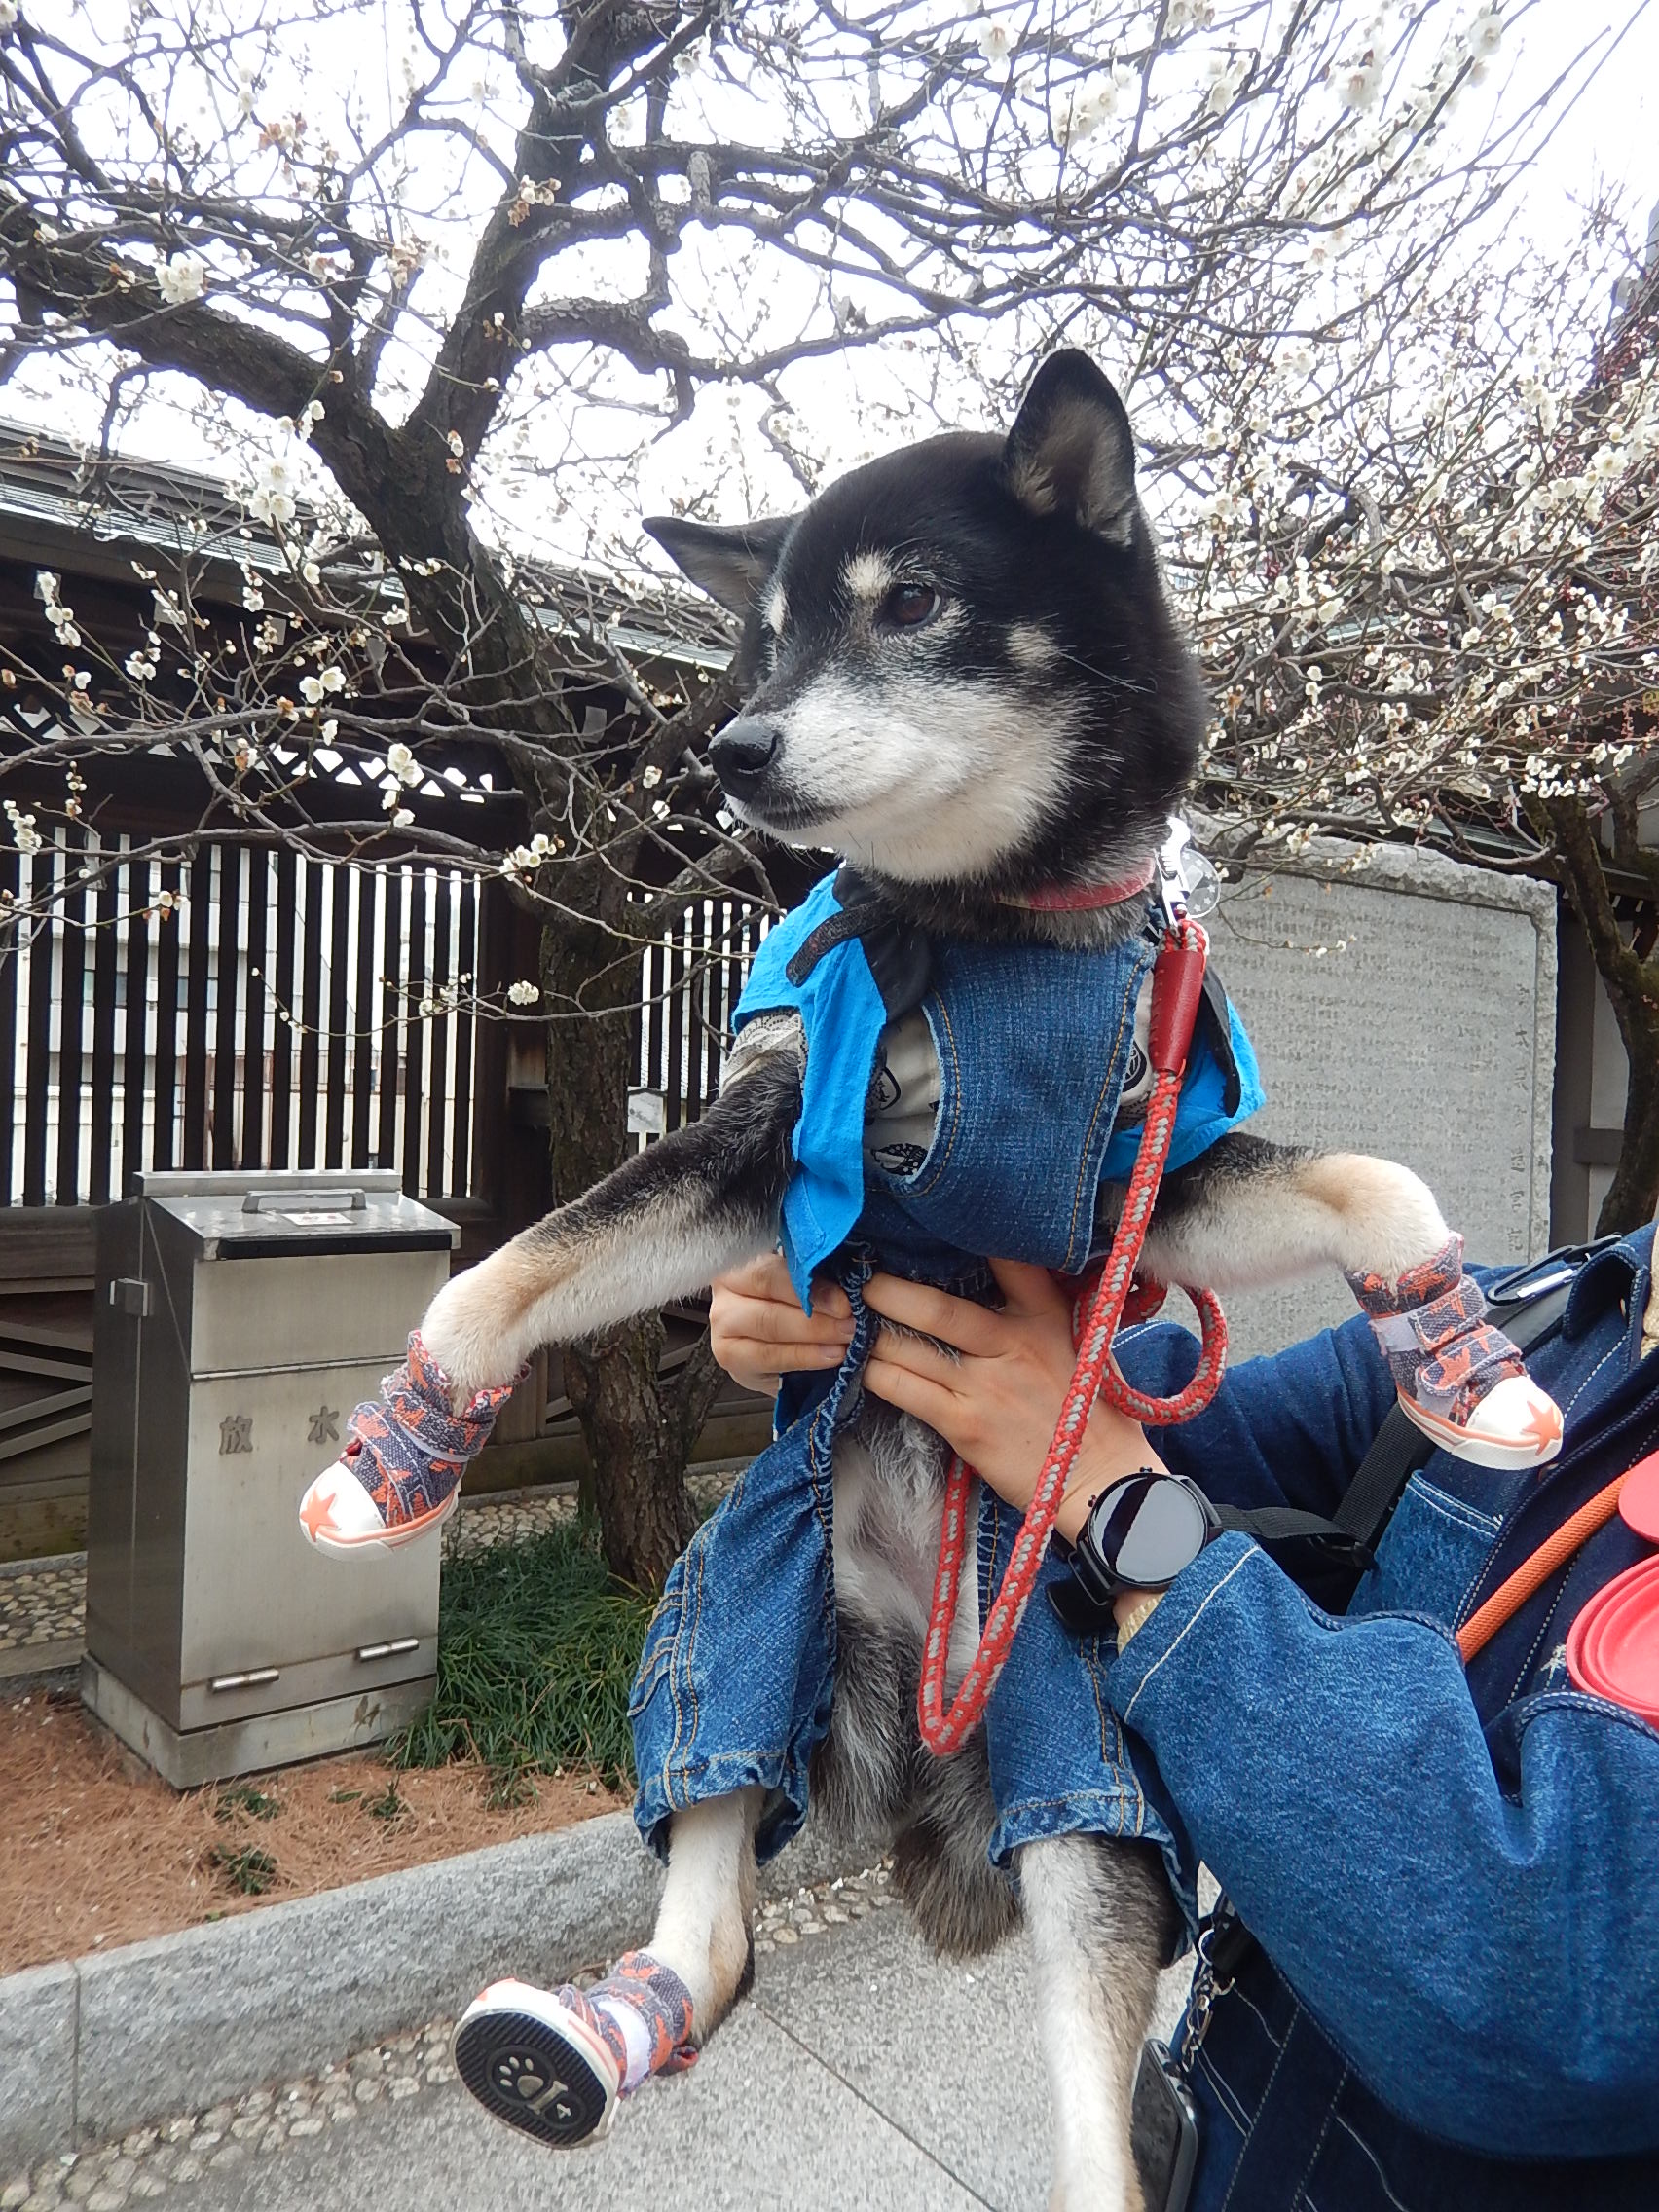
207, 1844, 278, 1896
213, 1782, 280, 1823
391, 1515, 653, 1796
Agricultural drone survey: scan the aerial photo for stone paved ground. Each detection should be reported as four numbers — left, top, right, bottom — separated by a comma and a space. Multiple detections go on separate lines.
0, 1477, 734, 1664
2, 1862, 1194, 2212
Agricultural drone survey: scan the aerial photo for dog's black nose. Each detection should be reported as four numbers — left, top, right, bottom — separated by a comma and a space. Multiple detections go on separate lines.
709, 719, 781, 796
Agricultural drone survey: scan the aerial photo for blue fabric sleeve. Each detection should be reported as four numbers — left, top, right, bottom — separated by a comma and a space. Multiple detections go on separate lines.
1114, 1306, 1398, 1519
1107, 1533, 1659, 2157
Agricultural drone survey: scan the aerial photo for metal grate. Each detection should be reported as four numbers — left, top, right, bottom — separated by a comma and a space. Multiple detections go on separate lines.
0, 827, 481, 1204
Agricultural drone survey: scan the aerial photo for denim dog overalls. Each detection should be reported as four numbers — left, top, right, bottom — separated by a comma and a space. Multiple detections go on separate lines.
629, 866, 1264, 1896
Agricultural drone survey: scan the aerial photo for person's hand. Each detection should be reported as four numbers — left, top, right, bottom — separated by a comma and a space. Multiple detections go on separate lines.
863, 1259, 1165, 1541
709, 1251, 854, 1396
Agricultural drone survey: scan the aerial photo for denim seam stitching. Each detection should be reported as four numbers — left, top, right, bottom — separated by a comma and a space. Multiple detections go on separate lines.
1402, 1475, 1503, 1539
1512, 1683, 1659, 1749
1322, 2112, 1417, 2212
1194, 2045, 1253, 2143
1564, 1332, 1625, 1419
1218, 1987, 1299, 2212
1121, 1548, 1260, 1725
1452, 1406, 1659, 1645
1063, 943, 1150, 1270
1290, 2058, 1347, 2212
910, 994, 962, 1198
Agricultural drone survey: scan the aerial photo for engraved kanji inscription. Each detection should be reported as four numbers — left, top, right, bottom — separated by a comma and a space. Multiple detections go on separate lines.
307, 1405, 341, 1448
219, 1413, 254, 1456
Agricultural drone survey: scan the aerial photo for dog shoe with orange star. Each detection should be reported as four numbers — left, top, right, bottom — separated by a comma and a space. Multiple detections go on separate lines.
1347, 1235, 1564, 1471
298, 1332, 524, 1557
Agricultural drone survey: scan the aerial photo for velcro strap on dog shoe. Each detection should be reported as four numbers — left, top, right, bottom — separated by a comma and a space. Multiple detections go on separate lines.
1346, 1233, 1465, 1319
1401, 1272, 1490, 1353
1416, 1323, 1527, 1420
340, 1331, 525, 1529
557, 1952, 697, 2093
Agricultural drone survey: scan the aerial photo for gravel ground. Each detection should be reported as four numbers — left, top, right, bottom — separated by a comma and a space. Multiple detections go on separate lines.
0, 1476, 735, 1662
0, 1861, 898, 2211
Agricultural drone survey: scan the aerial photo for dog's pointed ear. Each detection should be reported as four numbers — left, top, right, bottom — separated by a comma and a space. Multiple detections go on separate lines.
1002, 352, 1138, 546
642, 514, 794, 618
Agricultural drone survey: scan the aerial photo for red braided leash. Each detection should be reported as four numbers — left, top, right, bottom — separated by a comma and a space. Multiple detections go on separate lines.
917, 919, 1229, 1758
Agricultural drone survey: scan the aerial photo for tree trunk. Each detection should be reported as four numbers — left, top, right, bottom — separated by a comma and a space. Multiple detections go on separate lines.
1539, 796, 1659, 1236
539, 913, 712, 1590
1596, 983, 1659, 1236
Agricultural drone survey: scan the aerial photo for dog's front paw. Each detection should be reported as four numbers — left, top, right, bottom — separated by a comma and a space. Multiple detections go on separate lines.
298, 1332, 521, 1561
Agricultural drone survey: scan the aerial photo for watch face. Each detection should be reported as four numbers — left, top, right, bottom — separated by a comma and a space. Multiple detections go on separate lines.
1089, 1473, 1212, 1590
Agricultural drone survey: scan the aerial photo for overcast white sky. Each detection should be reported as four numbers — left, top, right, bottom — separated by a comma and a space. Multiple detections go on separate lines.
1499, 0, 1656, 251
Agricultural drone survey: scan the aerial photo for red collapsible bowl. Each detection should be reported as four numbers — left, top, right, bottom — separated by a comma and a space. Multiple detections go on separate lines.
1617, 1449, 1659, 1545
1566, 1556, 1659, 1727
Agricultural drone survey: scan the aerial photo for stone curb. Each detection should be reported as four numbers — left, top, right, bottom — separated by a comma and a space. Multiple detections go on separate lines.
0, 1808, 877, 2171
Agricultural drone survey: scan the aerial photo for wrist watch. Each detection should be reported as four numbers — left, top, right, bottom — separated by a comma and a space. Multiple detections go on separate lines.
1055, 1468, 1219, 1630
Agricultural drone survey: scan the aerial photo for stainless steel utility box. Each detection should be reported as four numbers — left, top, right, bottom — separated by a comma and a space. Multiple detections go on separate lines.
83, 1168, 459, 1788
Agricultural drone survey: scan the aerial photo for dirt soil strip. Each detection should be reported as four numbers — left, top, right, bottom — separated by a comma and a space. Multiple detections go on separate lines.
0, 1685, 623, 1976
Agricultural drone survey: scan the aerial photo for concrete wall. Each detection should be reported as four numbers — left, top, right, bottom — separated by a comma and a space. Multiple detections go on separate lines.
1191, 834, 1557, 1362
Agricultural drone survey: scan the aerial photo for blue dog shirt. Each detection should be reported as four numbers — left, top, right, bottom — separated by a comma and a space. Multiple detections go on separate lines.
735, 867, 1263, 1306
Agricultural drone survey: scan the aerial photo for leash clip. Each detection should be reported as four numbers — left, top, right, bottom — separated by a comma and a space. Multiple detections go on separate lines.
1156, 817, 1223, 932
1156, 819, 1194, 930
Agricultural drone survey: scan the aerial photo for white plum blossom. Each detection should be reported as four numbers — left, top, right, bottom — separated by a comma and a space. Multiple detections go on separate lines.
505, 979, 540, 1006
391, 807, 414, 829
1205, 53, 1250, 116
157, 250, 206, 305
4, 799, 42, 854
386, 741, 423, 786
37, 571, 82, 650
1467, 7, 1503, 60
1054, 66, 1139, 145
977, 18, 1015, 69
249, 453, 298, 528
296, 659, 345, 703
125, 648, 159, 682
1341, 55, 1383, 111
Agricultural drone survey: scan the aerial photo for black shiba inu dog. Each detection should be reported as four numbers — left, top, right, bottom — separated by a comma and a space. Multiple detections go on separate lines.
308, 354, 1560, 2208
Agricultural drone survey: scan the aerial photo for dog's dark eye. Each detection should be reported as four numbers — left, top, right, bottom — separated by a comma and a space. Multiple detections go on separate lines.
882, 583, 940, 628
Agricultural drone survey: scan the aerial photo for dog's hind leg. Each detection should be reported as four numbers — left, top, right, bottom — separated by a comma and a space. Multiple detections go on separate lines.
453, 1788, 762, 2147
648, 1787, 765, 2044
1019, 1833, 1174, 2212
1139, 1132, 1562, 1469
421, 1043, 801, 1400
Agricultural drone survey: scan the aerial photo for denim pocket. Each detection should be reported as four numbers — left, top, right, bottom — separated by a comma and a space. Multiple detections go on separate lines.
1351, 1473, 1501, 1630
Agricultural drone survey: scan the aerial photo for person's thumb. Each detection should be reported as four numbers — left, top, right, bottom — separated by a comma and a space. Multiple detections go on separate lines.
987, 1256, 1067, 1315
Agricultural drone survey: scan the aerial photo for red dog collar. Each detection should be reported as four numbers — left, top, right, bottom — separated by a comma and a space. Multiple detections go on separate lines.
1004, 859, 1157, 913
